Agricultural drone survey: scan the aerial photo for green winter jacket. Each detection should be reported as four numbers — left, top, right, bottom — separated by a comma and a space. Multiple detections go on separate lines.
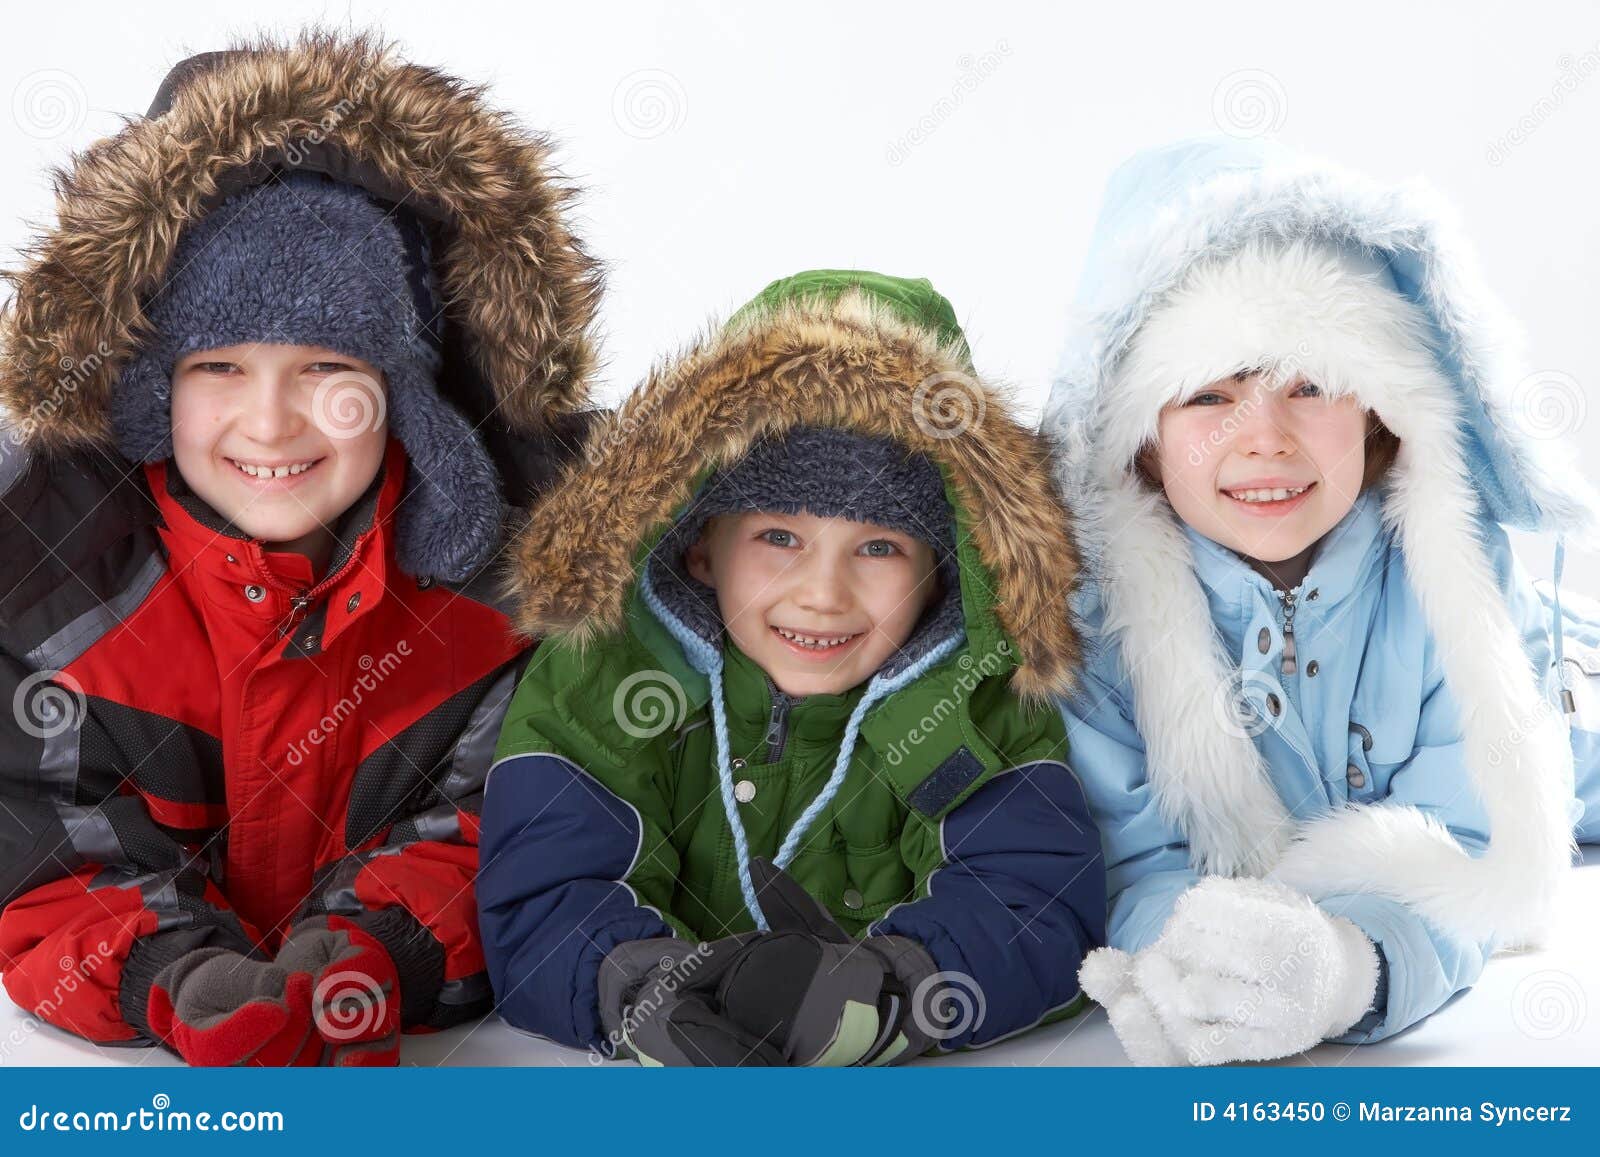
479, 271, 1107, 1052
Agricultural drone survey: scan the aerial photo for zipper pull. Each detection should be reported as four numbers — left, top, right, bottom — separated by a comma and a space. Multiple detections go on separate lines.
1278, 588, 1298, 677
764, 679, 793, 764
278, 589, 315, 638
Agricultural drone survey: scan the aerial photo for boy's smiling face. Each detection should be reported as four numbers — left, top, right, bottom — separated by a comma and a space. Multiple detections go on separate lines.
169, 343, 388, 565
1150, 372, 1369, 564
684, 510, 940, 697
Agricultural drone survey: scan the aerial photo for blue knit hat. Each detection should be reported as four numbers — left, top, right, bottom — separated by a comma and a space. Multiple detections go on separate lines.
111, 171, 503, 582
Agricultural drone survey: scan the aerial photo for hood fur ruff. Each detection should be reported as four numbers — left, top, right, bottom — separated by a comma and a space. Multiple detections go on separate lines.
1043, 139, 1593, 949
0, 28, 601, 453
508, 288, 1083, 702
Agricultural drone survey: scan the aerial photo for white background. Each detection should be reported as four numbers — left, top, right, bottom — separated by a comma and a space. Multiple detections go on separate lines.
5, 3, 1597, 584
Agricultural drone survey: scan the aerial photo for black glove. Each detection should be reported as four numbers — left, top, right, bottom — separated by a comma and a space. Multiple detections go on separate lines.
595, 859, 939, 1067
597, 933, 783, 1066
723, 856, 940, 1066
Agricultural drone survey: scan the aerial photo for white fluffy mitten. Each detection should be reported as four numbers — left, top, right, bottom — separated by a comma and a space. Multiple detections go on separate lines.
1081, 877, 1380, 1066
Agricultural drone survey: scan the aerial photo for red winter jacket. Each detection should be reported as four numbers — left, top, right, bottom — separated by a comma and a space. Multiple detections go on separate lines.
1, 438, 532, 1041
0, 33, 601, 1048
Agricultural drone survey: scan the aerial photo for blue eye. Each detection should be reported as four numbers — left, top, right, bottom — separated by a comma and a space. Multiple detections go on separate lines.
861, 540, 900, 558
308, 362, 355, 374
1187, 391, 1229, 407
1292, 381, 1324, 398
760, 529, 796, 548
193, 362, 239, 375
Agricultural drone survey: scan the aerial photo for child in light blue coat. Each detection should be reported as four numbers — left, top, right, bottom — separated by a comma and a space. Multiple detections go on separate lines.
1043, 137, 1600, 1065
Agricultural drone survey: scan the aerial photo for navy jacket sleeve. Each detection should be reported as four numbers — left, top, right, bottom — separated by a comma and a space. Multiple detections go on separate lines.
870, 700, 1107, 1050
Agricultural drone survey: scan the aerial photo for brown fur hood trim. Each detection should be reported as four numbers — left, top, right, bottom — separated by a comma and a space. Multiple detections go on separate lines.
0, 28, 600, 453
507, 288, 1082, 700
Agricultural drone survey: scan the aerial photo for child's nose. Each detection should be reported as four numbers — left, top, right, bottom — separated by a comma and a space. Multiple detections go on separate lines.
791, 553, 852, 613
239, 380, 306, 443
1232, 402, 1297, 456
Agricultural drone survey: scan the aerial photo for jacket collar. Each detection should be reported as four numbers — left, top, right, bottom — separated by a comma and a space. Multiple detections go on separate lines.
720, 638, 865, 743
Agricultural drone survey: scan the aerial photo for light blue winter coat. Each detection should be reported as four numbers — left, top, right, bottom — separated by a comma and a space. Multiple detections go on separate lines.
1042, 136, 1600, 1045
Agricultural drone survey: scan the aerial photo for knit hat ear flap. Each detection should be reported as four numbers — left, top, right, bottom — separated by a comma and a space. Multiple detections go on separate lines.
386, 362, 505, 582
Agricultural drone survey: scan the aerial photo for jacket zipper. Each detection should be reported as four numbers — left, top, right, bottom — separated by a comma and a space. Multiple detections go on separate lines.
764, 677, 794, 763
1277, 587, 1298, 677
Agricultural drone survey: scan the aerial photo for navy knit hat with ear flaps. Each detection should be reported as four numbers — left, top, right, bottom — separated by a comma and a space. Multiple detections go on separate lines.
110, 170, 503, 583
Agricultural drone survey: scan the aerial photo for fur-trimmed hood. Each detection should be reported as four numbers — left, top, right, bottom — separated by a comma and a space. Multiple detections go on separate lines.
1041, 136, 1593, 946
0, 29, 601, 510
507, 283, 1082, 702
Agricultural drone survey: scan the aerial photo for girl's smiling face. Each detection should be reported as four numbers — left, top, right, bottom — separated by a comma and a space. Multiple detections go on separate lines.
169, 343, 389, 567
1149, 372, 1369, 563
684, 510, 939, 697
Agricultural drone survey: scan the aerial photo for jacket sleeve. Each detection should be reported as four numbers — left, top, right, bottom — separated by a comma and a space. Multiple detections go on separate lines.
0, 650, 258, 1047
477, 639, 683, 1051
288, 656, 530, 1032
1063, 639, 1490, 1045
871, 679, 1107, 1050
1058, 652, 1198, 955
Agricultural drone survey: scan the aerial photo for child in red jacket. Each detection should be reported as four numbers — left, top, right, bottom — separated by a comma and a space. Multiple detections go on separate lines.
0, 32, 598, 1065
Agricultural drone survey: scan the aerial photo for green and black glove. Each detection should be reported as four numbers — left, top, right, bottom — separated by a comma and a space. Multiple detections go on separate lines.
595, 859, 939, 1067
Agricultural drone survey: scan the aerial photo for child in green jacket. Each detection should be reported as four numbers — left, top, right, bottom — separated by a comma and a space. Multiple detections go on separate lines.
478, 270, 1106, 1065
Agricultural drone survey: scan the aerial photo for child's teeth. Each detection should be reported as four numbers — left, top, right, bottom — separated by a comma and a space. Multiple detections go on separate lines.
232, 459, 316, 478
1229, 485, 1308, 503
776, 627, 857, 649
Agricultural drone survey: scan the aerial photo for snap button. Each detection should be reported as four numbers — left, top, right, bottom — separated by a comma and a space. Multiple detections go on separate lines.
301, 635, 319, 651
734, 779, 757, 804
1346, 765, 1366, 789
1265, 693, 1281, 717
1307, 589, 1320, 601
225, 554, 237, 564
1306, 660, 1320, 677
243, 584, 266, 602
730, 757, 746, 771
842, 888, 864, 910
416, 576, 433, 590
1256, 626, 1271, 654
346, 592, 361, 613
